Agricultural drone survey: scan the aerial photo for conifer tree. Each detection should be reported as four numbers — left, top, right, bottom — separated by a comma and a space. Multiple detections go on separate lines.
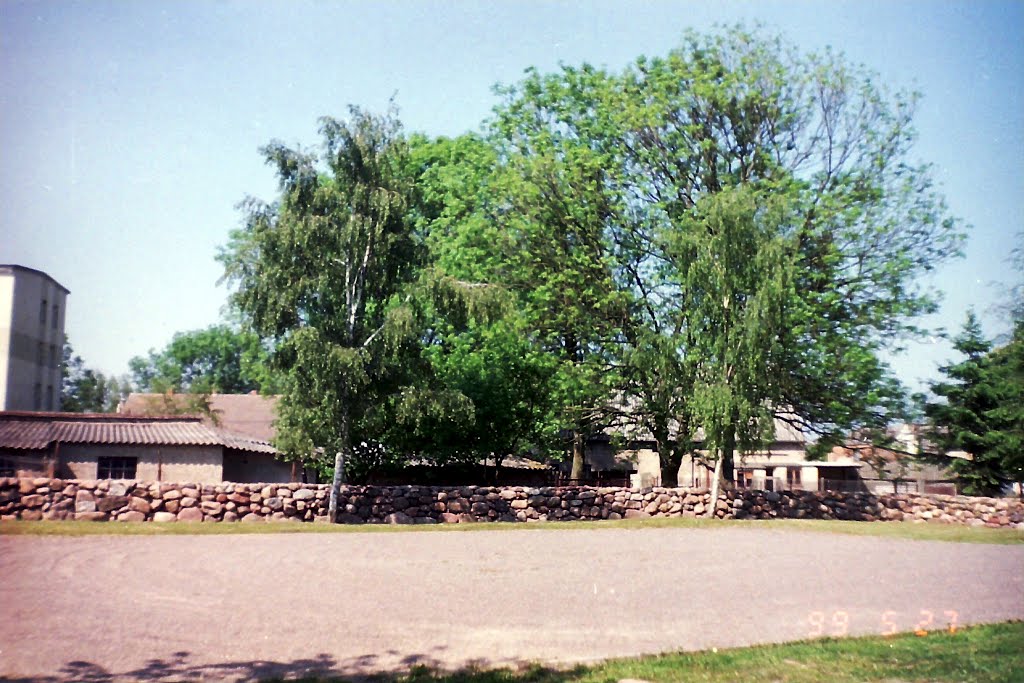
926, 312, 1007, 496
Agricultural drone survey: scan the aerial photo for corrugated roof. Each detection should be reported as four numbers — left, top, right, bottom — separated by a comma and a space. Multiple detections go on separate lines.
219, 430, 278, 455
0, 412, 277, 455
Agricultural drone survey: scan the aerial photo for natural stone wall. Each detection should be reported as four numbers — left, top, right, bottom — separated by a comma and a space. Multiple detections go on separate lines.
0, 479, 330, 523
1, 477, 1022, 528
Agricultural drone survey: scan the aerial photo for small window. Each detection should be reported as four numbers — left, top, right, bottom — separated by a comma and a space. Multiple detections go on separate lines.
40, 298, 48, 324
50, 344, 58, 368
0, 458, 15, 477
37, 342, 44, 365
33, 383, 42, 410
97, 456, 138, 480
52, 304, 59, 329
46, 385, 53, 411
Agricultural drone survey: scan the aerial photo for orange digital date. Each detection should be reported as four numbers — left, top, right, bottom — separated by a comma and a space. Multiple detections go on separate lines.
806, 609, 958, 638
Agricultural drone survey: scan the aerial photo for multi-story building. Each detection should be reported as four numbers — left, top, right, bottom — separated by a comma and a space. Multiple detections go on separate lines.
0, 265, 68, 411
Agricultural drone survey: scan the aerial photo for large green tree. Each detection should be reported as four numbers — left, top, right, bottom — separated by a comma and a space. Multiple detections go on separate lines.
405, 133, 557, 464
489, 66, 634, 479
670, 187, 796, 494
925, 313, 1012, 496
220, 106, 483, 518
472, 26, 963, 490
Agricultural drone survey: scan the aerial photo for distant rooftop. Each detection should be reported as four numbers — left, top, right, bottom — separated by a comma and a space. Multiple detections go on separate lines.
0, 264, 70, 294
120, 392, 279, 442
0, 411, 276, 454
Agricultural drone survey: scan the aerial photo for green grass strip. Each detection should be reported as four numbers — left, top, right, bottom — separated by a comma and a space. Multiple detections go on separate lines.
282, 621, 1024, 683
2, 516, 1022, 544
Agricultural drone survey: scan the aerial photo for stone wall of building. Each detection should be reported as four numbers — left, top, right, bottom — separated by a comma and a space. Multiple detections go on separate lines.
1, 478, 1022, 528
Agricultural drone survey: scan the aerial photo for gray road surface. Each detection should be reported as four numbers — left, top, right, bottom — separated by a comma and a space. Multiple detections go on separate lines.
2, 526, 1023, 681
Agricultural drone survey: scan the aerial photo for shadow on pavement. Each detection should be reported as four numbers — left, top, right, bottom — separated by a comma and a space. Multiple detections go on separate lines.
0, 650, 585, 683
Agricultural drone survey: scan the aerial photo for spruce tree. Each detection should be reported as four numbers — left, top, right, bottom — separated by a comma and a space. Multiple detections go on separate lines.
926, 312, 1007, 496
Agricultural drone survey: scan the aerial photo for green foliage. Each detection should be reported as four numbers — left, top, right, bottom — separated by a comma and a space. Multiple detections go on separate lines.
476, 25, 962, 484
128, 324, 279, 395
987, 321, 1024, 486
489, 64, 636, 477
617, 27, 958, 456
420, 320, 558, 464
220, 106, 425, 482
670, 187, 796, 475
925, 312, 1015, 496
215, 25, 966, 492
61, 337, 129, 413
402, 133, 562, 464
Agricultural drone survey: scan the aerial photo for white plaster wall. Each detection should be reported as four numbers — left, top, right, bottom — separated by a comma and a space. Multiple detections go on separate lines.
0, 275, 14, 410
60, 444, 223, 482
0, 268, 66, 411
222, 452, 294, 483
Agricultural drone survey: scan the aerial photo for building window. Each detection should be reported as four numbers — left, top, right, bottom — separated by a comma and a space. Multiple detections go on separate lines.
52, 304, 59, 329
50, 344, 58, 368
37, 342, 44, 365
0, 458, 15, 477
97, 457, 138, 480
40, 298, 47, 324
33, 383, 42, 410
46, 385, 53, 411
788, 467, 802, 490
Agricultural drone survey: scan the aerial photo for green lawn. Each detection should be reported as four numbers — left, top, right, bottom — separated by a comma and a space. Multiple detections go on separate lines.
282, 622, 1024, 683
2, 516, 1022, 543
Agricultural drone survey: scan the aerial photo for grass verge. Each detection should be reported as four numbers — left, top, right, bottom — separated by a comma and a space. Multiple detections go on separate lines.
283, 621, 1024, 683
1, 516, 1022, 543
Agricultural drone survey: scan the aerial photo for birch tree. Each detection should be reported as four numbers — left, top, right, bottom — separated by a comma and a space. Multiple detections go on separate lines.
220, 106, 425, 519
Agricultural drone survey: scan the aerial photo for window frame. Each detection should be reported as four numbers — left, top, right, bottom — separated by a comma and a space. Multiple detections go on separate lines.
97, 456, 138, 480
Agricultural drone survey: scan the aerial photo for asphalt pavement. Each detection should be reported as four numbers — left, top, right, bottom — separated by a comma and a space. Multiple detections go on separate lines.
2, 525, 1022, 681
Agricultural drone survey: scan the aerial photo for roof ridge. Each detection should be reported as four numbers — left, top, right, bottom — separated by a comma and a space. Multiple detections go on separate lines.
1, 411, 204, 422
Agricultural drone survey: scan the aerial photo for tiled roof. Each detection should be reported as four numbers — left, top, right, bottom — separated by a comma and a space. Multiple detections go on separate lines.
0, 412, 277, 454
120, 392, 279, 442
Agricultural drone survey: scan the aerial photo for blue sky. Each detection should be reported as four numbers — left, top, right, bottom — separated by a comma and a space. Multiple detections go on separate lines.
2, 0, 1021, 392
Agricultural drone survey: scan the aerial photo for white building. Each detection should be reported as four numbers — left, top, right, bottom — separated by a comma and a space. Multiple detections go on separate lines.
0, 265, 68, 411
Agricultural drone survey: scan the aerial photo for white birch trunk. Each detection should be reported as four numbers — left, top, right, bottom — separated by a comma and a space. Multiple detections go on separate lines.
707, 454, 723, 519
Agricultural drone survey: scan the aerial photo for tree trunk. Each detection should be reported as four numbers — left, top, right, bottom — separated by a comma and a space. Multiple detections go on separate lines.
660, 455, 680, 487
493, 454, 505, 486
722, 421, 736, 485
658, 442, 682, 488
570, 431, 586, 481
328, 405, 350, 523
706, 453, 724, 518
328, 449, 347, 522
652, 420, 680, 487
